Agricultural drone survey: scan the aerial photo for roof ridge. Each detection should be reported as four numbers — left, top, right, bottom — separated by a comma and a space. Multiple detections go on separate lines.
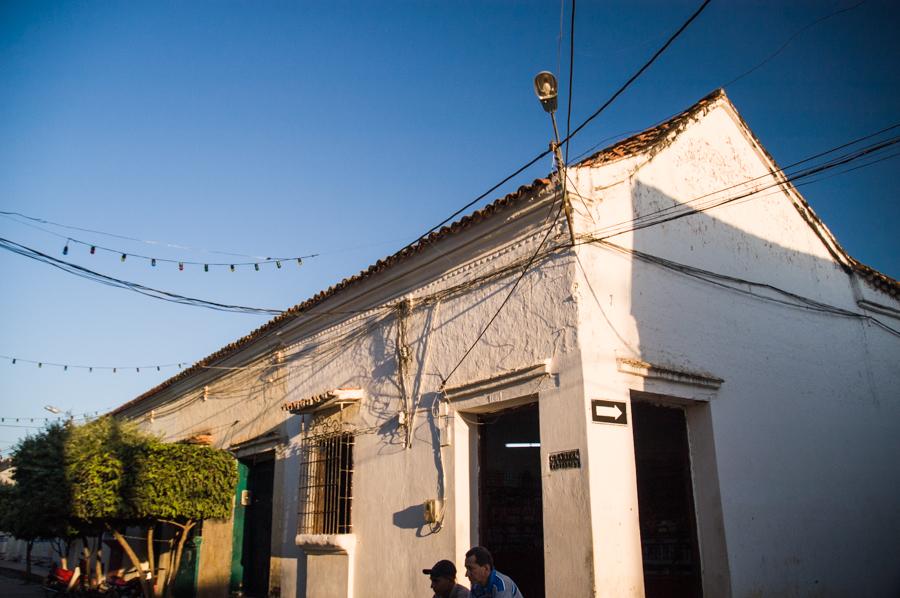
575, 88, 728, 168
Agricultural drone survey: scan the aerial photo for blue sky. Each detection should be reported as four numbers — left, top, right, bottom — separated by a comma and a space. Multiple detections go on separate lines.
1, 0, 897, 451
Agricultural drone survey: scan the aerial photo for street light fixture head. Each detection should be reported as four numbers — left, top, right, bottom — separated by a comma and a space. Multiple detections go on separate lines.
533, 71, 558, 113
44, 405, 61, 414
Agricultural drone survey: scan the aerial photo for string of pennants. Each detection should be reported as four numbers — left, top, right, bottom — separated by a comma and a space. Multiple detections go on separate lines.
3, 355, 186, 373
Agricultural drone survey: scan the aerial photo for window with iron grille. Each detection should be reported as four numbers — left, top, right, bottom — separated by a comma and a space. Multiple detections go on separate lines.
297, 431, 354, 534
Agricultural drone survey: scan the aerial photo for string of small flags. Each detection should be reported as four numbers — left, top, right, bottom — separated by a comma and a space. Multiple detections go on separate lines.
2, 355, 296, 373
2, 355, 186, 373
61, 237, 316, 272
0, 412, 102, 424
1, 210, 318, 272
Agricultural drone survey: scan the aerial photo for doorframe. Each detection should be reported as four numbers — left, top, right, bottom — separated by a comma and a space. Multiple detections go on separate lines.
230, 449, 276, 597
630, 390, 731, 597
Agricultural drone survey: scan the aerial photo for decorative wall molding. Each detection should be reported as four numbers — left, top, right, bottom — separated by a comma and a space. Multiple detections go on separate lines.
295, 533, 357, 555
282, 387, 365, 415
617, 358, 723, 389
442, 361, 551, 403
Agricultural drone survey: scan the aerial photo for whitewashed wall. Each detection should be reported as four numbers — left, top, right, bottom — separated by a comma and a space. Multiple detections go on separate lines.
121, 95, 900, 598
572, 99, 900, 596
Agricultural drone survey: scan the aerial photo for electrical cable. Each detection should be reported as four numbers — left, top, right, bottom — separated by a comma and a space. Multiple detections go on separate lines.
411, 0, 710, 250
590, 239, 900, 338
441, 197, 567, 388
0, 237, 284, 315
723, 0, 868, 88
410, 149, 552, 246
0, 210, 288, 260
0, 213, 316, 271
559, 0, 712, 148
565, 0, 576, 165
578, 133, 900, 241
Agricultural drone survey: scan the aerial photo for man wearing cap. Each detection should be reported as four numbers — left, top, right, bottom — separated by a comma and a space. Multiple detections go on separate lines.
464, 546, 522, 598
423, 559, 471, 598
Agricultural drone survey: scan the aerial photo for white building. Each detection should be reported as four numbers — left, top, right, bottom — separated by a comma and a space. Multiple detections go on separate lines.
114, 89, 900, 598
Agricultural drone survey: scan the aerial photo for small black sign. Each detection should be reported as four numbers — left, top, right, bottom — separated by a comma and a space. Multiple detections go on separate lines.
591, 399, 628, 425
549, 449, 581, 471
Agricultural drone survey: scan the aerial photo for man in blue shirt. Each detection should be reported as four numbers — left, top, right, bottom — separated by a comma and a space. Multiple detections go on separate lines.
463, 546, 523, 598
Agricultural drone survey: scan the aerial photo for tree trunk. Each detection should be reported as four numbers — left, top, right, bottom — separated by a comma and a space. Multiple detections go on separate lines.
94, 534, 105, 587
146, 526, 155, 588
25, 539, 33, 580
164, 539, 177, 598
161, 520, 194, 598
107, 524, 154, 598
81, 537, 92, 587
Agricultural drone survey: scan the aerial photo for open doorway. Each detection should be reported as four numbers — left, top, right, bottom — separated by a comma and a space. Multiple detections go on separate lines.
632, 400, 702, 598
233, 453, 274, 598
478, 403, 544, 598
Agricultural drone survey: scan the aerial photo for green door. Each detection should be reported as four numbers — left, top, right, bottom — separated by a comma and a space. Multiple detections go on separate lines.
229, 461, 250, 594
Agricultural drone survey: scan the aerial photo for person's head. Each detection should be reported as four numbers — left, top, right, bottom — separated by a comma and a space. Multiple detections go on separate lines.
422, 560, 457, 597
464, 546, 493, 586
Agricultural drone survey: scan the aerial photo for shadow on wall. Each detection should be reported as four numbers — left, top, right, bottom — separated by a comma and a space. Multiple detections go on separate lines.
624, 179, 873, 397
622, 181, 898, 596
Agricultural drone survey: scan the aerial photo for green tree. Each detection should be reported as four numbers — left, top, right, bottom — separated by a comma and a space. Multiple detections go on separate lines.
0, 482, 39, 578
3, 423, 81, 577
66, 417, 237, 598
131, 443, 236, 598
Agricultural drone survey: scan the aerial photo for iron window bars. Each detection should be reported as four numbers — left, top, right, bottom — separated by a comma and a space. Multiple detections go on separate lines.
297, 429, 354, 535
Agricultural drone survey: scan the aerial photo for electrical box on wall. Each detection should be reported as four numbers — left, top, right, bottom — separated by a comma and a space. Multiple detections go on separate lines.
423, 498, 444, 524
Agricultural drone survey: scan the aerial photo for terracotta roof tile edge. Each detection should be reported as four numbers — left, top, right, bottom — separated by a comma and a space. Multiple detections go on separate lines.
112, 176, 553, 415
113, 87, 898, 415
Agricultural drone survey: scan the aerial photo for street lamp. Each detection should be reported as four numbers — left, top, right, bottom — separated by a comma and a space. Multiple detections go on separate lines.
533, 71, 558, 113
533, 71, 575, 245
43, 405, 61, 414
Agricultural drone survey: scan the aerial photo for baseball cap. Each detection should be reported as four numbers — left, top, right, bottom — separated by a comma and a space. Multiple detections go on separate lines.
422, 560, 456, 578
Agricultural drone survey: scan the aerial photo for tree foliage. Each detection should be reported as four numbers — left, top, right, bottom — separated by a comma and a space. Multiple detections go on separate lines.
10, 422, 75, 539
132, 443, 236, 522
66, 416, 152, 522
63, 417, 237, 597
4, 416, 237, 598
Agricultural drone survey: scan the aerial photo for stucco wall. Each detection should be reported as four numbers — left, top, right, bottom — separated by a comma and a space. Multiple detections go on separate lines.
272, 202, 583, 596
119, 97, 900, 598
572, 101, 900, 596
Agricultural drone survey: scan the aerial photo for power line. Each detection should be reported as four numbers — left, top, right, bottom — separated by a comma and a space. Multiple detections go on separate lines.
0, 212, 316, 272
411, 150, 552, 246
570, 3, 870, 166
578, 131, 900, 241
724, 0, 868, 88
560, 0, 712, 147
591, 239, 900, 338
0, 237, 285, 315
441, 194, 567, 388
0, 209, 303, 260
412, 0, 710, 249
564, 0, 576, 165
433, 1, 713, 387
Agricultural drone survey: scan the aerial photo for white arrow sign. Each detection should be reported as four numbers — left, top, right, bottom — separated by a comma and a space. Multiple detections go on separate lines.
591, 399, 628, 424
594, 404, 623, 420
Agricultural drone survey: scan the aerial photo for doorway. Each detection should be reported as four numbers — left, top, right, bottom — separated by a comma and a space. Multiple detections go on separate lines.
234, 453, 275, 598
478, 403, 544, 598
632, 401, 702, 598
